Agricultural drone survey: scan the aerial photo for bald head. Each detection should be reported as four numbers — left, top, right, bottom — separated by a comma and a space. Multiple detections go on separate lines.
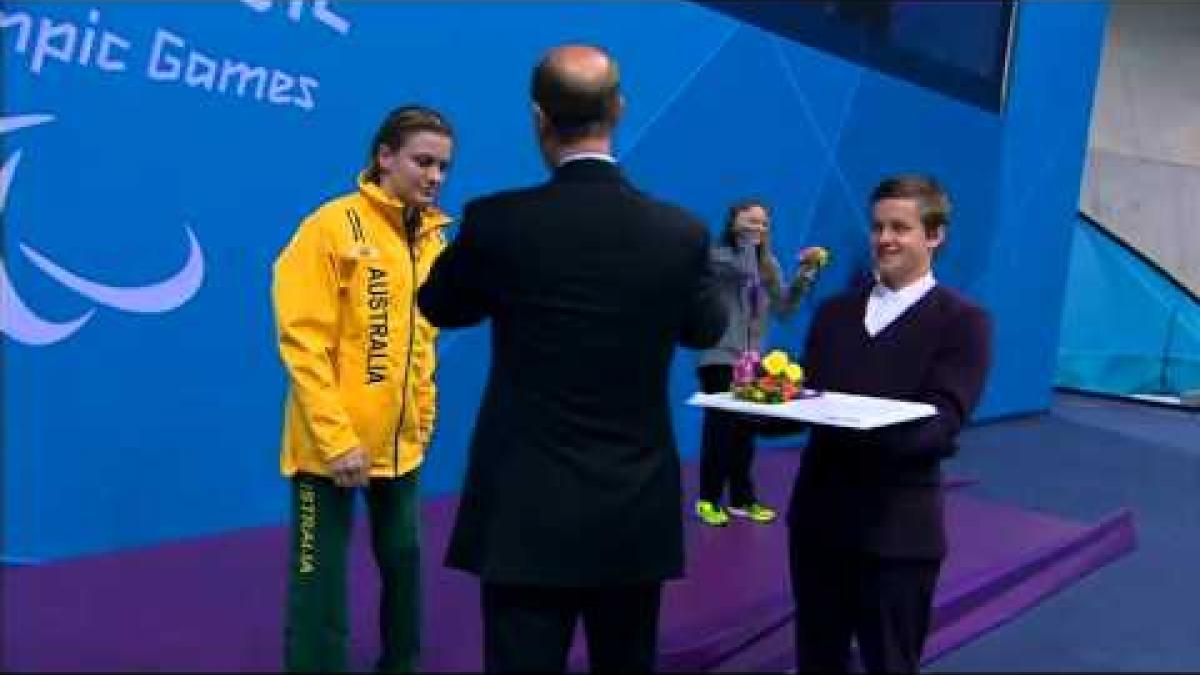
541, 45, 617, 91
531, 44, 622, 142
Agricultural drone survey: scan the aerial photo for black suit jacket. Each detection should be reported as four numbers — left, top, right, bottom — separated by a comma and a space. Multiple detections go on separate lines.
787, 283, 992, 559
418, 159, 727, 586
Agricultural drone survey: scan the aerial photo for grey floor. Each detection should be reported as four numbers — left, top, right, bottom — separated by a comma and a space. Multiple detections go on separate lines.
928, 392, 1200, 672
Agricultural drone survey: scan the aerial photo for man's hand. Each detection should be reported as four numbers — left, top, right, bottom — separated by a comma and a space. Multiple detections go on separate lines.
328, 446, 369, 488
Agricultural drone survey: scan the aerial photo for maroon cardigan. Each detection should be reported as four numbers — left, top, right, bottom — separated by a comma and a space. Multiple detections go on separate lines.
788, 283, 992, 559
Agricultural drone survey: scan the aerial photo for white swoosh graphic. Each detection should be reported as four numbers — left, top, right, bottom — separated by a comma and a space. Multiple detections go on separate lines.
0, 263, 96, 345
1, 149, 26, 209
0, 114, 54, 134
1, 131, 96, 345
2, 112, 204, 345
19, 226, 205, 313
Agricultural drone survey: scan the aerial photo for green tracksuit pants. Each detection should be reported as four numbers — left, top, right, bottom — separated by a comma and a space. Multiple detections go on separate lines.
284, 471, 420, 672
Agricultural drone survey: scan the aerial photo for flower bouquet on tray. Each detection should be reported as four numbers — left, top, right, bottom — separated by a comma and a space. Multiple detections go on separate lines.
730, 349, 816, 404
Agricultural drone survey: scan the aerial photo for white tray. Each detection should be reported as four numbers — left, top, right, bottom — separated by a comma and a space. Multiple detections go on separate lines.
687, 391, 936, 430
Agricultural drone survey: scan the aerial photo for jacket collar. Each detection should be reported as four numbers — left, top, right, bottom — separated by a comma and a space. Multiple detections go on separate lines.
357, 172, 452, 237
551, 157, 625, 184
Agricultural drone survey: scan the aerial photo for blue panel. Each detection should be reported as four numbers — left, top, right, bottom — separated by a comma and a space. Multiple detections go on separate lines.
774, 35, 864, 152
977, 1, 1110, 416
1057, 216, 1200, 396
2, 0, 1108, 560
623, 26, 829, 239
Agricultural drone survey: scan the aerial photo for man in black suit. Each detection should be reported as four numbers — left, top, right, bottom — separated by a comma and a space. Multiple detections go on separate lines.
788, 175, 992, 673
417, 44, 727, 673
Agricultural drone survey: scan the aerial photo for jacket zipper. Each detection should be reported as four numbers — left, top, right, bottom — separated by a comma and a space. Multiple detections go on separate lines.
393, 227, 417, 474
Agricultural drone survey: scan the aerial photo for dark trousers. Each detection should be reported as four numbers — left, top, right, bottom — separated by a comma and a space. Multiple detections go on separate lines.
697, 364, 758, 506
284, 472, 421, 673
789, 536, 941, 674
481, 582, 662, 673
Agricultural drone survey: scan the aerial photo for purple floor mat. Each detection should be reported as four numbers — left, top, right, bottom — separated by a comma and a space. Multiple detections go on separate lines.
709, 495, 1135, 672
2, 451, 1135, 672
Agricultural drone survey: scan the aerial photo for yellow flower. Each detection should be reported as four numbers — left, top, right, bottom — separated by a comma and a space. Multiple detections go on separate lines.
762, 350, 790, 377
800, 246, 831, 268
785, 363, 804, 383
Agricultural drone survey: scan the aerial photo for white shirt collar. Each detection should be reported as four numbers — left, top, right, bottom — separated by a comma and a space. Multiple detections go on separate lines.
557, 151, 617, 167
864, 271, 937, 337
871, 271, 936, 301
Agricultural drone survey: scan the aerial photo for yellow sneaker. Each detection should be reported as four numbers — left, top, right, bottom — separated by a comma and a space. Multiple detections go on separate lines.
727, 502, 777, 524
695, 499, 730, 527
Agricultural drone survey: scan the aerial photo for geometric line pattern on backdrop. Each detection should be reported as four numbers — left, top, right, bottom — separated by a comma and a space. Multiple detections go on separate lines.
772, 37, 867, 240
619, 23, 742, 163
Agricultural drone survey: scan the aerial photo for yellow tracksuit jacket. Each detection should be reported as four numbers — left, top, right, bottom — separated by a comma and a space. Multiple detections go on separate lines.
272, 175, 450, 478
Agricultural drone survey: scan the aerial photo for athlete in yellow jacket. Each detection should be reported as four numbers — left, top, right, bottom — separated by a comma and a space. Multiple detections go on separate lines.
271, 105, 453, 673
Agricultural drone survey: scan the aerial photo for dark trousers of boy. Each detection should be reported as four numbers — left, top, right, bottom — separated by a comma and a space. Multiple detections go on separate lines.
284, 471, 420, 673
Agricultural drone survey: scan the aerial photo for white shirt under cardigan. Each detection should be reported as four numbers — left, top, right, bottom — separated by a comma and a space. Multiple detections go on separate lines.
864, 271, 937, 337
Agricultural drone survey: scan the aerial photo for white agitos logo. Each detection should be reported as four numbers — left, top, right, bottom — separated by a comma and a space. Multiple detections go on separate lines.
1, 114, 205, 346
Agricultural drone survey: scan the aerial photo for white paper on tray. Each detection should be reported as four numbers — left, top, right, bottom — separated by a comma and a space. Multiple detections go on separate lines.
686, 391, 937, 430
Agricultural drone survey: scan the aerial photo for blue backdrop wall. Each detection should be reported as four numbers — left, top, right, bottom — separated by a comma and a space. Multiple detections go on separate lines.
1, 1, 1107, 562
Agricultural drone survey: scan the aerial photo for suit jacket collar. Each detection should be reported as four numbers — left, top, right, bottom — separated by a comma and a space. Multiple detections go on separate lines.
552, 157, 625, 184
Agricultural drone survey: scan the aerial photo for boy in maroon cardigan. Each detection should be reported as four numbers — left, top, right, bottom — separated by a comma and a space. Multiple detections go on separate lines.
787, 175, 992, 673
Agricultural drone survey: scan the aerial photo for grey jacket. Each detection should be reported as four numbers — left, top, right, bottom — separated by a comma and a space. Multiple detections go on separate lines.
698, 245, 815, 367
